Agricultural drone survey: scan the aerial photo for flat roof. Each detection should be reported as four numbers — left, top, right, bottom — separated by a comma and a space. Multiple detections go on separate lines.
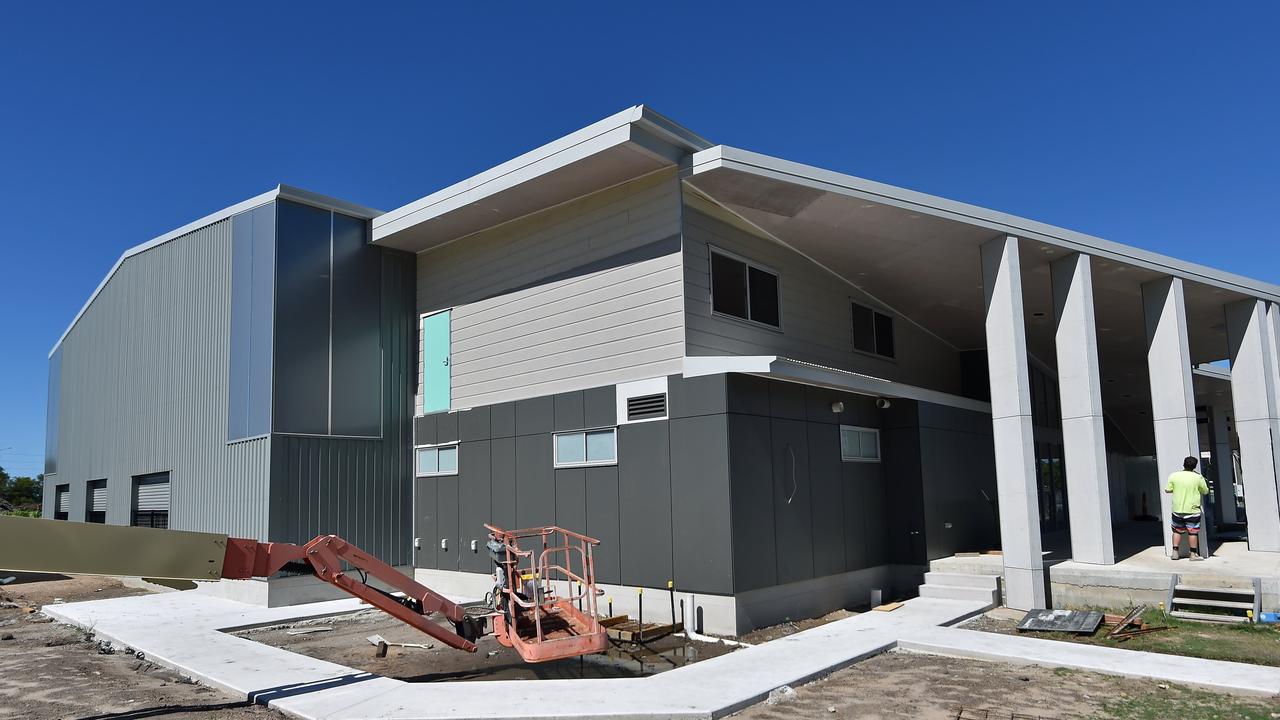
50, 185, 381, 357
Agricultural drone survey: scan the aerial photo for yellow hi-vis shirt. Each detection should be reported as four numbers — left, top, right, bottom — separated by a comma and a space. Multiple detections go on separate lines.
1165, 470, 1209, 514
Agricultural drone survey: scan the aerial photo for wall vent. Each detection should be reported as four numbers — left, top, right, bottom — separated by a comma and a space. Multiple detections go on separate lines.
626, 393, 667, 422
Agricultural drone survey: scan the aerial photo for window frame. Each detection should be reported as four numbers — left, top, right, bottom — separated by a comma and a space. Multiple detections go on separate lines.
415, 441, 460, 478
839, 424, 882, 463
708, 246, 782, 331
851, 301, 896, 359
553, 427, 619, 468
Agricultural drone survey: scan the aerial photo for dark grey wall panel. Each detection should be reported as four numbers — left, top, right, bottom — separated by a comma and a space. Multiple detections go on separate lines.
274, 200, 332, 435
437, 412, 459, 444
726, 375, 771, 416
771, 418, 814, 584
490, 437, 517, 530
769, 382, 807, 421
728, 413, 777, 592
414, 414, 437, 446
669, 373, 726, 419
807, 422, 846, 577
414, 477, 437, 569
845, 462, 887, 568
555, 468, 587, 538
515, 434, 555, 528
583, 386, 616, 428
437, 475, 459, 571
670, 415, 733, 594
458, 440, 492, 572
584, 466, 620, 584
554, 391, 585, 431
490, 403, 516, 439
881, 401, 926, 566
331, 213, 381, 437
459, 406, 490, 442
516, 396, 554, 436
228, 203, 275, 441
618, 421, 673, 588
918, 404, 998, 560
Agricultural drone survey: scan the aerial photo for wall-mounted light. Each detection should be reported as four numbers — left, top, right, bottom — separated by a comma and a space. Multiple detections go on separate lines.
830, 401, 845, 413
875, 398, 892, 410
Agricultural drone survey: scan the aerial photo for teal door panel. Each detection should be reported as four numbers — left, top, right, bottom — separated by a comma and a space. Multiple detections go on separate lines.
422, 310, 451, 414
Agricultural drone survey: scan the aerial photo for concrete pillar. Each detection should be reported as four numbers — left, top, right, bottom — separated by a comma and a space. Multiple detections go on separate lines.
981, 236, 1046, 609
1209, 405, 1239, 524
1224, 299, 1280, 551
1141, 277, 1199, 555
1050, 253, 1115, 565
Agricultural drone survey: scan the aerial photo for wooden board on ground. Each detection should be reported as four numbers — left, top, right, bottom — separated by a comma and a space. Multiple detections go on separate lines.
873, 602, 904, 613
1104, 605, 1146, 639
604, 619, 683, 643
1017, 609, 1104, 634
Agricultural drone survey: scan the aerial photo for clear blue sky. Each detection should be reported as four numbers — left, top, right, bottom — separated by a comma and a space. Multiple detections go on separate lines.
1, 3, 1277, 477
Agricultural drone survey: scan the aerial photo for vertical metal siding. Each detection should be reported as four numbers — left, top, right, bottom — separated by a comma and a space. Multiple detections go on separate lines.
48, 217, 271, 535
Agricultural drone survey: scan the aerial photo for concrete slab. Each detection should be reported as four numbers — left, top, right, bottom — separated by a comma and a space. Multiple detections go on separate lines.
46, 590, 987, 719
898, 626, 1280, 697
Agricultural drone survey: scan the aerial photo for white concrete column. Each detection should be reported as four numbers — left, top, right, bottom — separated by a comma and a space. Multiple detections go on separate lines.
982, 236, 1046, 610
1210, 404, 1239, 525
1141, 277, 1199, 554
1050, 253, 1115, 565
1224, 299, 1280, 551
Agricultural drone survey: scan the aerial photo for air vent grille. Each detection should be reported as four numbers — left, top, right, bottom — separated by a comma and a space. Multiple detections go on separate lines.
627, 393, 667, 421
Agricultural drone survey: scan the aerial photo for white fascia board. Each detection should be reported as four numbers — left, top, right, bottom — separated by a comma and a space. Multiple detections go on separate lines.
1193, 364, 1232, 383
372, 105, 711, 243
49, 185, 382, 357
691, 146, 1280, 303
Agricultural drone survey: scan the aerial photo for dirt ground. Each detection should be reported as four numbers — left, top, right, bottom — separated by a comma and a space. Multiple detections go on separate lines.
235, 608, 738, 682
731, 650, 1280, 720
0, 573, 284, 720
738, 608, 858, 644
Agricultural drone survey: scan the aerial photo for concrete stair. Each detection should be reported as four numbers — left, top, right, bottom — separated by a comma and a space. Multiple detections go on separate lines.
918, 572, 1001, 608
1167, 576, 1259, 624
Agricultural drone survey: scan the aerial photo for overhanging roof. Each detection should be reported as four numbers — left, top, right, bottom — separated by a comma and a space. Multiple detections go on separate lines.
372, 105, 712, 252
50, 185, 381, 357
688, 146, 1280, 303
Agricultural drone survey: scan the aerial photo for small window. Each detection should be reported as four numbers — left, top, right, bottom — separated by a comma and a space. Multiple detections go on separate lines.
416, 443, 459, 477
840, 425, 881, 462
554, 428, 618, 468
54, 483, 70, 521
86, 479, 107, 524
132, 472, 170, 528
710, 249, 780, 328
852, 302, 894, 358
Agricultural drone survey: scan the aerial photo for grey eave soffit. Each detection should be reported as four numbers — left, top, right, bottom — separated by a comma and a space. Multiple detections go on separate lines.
371, 105, 713, 252
688, 146, 1280, 303
683, 355, 993, 415
49, 184, 382, 357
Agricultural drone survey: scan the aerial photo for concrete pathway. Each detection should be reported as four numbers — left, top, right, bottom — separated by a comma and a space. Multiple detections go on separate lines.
46, 592, 987, 720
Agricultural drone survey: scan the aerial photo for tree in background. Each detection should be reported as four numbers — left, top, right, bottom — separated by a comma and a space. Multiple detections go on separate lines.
0, 466, 43, 512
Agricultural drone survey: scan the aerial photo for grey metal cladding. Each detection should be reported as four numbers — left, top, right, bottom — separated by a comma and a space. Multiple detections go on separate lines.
437, 412, 459, 444
414, 170, 684, 413
514, 434, 554, 528
44, 216, 270, 536
806, 422, 846, 577
44, 348, 61, 474
437, 475, 459, 570
414, 477, 438, 569
459, 406, 490, 442
489, 437, 517, 529
582, 386, 615, 428
770, 418, 814, 584
667, 373, 726, 419
228, 203, 276, 441
490, 403, 516, 439
768, 382, 807, 421
331, 213, 382, 437
414, 414, 437, 446
618, 421, 673, 588
457, 440, 492, 573
553, 391, 585, 432
554, 468, 587, 542
274, 200, 332, 435
669, 415, 733, 594
583, 465, 620, 585
515, 396, 554, 436
727, 413, 777, 591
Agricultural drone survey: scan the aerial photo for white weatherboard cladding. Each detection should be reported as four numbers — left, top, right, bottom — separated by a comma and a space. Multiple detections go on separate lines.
414, 170, 684, 412
680, 196, 965, 396
42, 218, 270, 535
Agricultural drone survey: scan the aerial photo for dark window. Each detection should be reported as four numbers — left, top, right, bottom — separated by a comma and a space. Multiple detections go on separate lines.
852, 302, 894, 358
626, 393, 667, 421
86, 479, 107, 524
710, 249, 779, 327
228, 203, 276, 441
133, 511, 169, 529
132, 472, 170, 528
54, 483, 69, 520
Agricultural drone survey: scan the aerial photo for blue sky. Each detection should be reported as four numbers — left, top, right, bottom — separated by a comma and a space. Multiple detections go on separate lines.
1, 3, 1277, 477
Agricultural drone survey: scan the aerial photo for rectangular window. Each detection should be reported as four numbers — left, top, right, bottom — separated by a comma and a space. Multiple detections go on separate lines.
86, 479, 107, 524
554, 428, 618, 468
852, 302, 895, 358
54, 483, 69, 520
416, 443, 459, 477
840, 425, 881, 462
132, 472, 170, 529
710, 249, 780, 328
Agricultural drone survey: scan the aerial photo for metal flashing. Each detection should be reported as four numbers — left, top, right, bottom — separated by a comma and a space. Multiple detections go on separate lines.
690, 145, 1280, 303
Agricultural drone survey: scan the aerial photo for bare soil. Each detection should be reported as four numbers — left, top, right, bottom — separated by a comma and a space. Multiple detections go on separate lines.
731, 650, 1280, 720
738, 608, 858, 644
0, 573, 283, 720
234, 609, 738, 682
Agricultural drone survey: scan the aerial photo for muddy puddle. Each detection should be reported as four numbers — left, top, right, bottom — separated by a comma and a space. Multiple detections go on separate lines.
231, 609, 739, 682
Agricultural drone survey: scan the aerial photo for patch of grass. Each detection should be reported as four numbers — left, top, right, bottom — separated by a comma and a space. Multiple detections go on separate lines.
1090, 683, 1280, 720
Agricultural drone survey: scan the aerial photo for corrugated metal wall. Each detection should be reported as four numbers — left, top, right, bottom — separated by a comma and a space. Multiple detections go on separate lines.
268, 249, 416, 565
43, 218, 272, 538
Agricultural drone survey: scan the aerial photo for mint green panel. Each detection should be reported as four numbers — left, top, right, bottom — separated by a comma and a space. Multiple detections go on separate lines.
422, 310, 451, 414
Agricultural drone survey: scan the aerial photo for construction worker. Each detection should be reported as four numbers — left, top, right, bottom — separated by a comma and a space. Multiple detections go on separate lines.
1166, 456, 1210, 561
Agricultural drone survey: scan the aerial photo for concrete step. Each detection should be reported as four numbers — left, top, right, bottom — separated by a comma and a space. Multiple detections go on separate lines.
918, 583, 998, 605
1170, 609, 1250, 624
923, 572, 1000, 590
1175, 584, 1254, 597
1172, 597, 1254, 610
